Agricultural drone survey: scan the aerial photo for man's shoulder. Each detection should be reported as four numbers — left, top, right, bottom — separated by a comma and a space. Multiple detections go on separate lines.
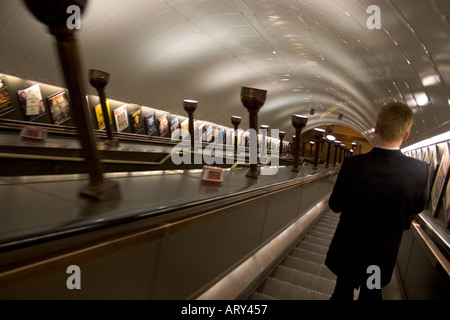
343, 148, 428, 169
401, 153, 429, 169
342, 151, 372, 163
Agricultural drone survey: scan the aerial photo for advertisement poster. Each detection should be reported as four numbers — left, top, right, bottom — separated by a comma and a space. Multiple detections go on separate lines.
198, 122, 205, 142
431, 143, 450, 216
158, 114, 169, 137
206, 124, 213, 142
220, 128, 226, 144
130, 108, 143, 133
193, 120, 199, 142
181, 118, 189, 139
17, 83, 45, 121
444, 179, 450, 228
428, 145, 438, 188
145, 111, 157, 136
47, 90, 71, 125
0, 76, 14, 115
170, 116, 180, 137
226, 128, 233, 145
94, 100, 112, 130
114, 104, 129, 132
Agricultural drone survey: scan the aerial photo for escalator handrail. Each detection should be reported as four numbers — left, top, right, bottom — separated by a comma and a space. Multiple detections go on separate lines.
412, 215, 450, 277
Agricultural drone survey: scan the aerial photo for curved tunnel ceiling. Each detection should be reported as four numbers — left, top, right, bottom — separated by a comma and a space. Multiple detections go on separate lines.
1, 0, 450, 146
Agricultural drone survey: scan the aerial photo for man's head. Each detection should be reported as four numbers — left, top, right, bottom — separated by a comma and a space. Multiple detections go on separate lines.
375, 102, 413, 144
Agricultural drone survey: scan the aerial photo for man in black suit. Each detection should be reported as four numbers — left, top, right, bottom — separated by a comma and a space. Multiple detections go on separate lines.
325, 102, 430, 300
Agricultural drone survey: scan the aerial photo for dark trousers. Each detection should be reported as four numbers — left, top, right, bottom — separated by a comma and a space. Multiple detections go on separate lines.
330, 276, 382, 300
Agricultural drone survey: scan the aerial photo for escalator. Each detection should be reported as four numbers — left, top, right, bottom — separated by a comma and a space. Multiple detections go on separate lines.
248, 209, 341, 300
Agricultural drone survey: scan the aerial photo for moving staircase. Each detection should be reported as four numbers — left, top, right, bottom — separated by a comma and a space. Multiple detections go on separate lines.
248, 210, 341, 300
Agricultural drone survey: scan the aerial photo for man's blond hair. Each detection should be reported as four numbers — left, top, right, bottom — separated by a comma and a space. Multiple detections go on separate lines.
376, 102, 413, 142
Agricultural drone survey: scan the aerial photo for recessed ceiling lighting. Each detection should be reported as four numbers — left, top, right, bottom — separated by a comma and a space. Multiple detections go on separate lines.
415, 92, 429, 106
421, 74, 440, 87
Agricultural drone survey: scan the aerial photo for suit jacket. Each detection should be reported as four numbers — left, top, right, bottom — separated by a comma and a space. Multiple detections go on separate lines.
325, 147, 430, 287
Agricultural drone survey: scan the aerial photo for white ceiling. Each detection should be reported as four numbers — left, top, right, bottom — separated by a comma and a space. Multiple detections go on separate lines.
2, 0, 450, 146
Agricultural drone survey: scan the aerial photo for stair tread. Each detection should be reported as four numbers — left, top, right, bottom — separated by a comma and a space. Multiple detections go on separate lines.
307, 229, 334, 241
290, 247, 326, 264
255, 277, 331, 300
248, 292, 278, 300
302, 235, 332, 247
282, 255, 335, 279
311, 225, 335, 235
296, 241, 329, 255
271, 265, 336, 295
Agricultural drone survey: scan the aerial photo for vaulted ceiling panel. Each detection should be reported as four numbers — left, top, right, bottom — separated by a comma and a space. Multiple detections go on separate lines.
1, 0, 450, 146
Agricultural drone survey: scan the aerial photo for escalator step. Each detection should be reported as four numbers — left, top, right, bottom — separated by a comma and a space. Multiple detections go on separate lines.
311, 225, 335, 235
256, 277, 317, 300
308, 229, 333, 241
248, 292, 278, 300
281, 256, 335, 280
296, 241, 329, 255
316, 221, 338, 230
323, 211, 339, 219
320, 217, 340, 226
322, 212, 340, 219
323, 211, 339, 218
302, 235, 331, 248
289, 247, 325, 264
271, 265, 336, 296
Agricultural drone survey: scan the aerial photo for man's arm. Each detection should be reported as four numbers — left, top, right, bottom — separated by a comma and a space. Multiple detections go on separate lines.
328, 159, 349, 213
405, 162, 430, 229
413, 162, 431, 214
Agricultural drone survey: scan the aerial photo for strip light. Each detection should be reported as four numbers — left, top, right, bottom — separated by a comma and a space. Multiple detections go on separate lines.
402, 131, 450, 153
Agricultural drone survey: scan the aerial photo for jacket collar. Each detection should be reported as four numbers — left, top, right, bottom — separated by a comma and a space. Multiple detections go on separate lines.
370, 147, 404, 157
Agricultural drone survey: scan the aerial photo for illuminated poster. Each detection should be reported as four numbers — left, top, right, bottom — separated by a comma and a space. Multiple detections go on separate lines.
114, 104, 129, 132
47, 90, 71, 125
193, 120, 199, 142
130, 108, 143, 133
206, 124, 213, 142
444, 177, 450, 228
431, 143, 450, 216
170, 116, 180, 140
17, 83, 45, 121
145, 111, 157, 136
220, 128, 226, 144
428, 145, 438, 187
0, 76, 14, 115
181, 118, 189, 139
94, 100, 112, 130
416, 148, 422, 160
214, 126, 219, 142
158, 114, 169, 137
226, 128, 233, 145
170, 116, 179, 132
198, 122, 205, 142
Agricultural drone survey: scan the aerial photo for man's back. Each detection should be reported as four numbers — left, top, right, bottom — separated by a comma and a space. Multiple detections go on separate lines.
325, 147, 429, 287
